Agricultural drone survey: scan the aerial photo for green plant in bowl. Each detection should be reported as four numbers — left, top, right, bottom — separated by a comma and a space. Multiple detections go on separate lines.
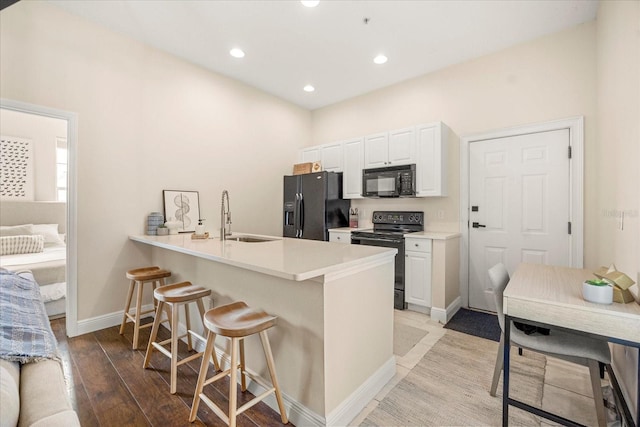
585, 279, 609, 286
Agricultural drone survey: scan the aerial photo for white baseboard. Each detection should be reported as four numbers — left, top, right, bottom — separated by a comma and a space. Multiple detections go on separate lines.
431, 296, 462, 325
325, 356, 396, 426
77, 309, 395, 426
76, 303, 155, 336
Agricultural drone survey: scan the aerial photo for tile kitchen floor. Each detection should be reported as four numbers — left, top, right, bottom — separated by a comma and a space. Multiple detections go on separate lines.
351, 309, 609, 426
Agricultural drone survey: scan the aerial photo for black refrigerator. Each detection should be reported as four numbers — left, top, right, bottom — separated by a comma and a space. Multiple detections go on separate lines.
283, 172, 350, 241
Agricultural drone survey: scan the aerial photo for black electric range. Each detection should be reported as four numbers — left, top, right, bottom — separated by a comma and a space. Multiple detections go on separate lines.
351, 211, 424, 309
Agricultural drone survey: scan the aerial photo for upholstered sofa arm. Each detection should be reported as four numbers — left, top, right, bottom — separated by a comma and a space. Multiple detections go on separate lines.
18, 360, 80, 427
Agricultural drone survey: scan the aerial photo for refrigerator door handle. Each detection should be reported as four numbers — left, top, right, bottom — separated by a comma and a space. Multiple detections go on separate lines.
299, 193, 304, 238
294, 193, 301, 238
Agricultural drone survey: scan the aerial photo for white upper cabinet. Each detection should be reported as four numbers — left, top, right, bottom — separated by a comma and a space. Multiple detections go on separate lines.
300, 143, 343, 172
415, 122, 448, 197
364, 127, 415, 169
300, 147, 321, 163
388, 127, 416, 165
321, 142, 343, 172
364, 133, 388, 168
299, 121, 449, 198
342, 137, 364, 199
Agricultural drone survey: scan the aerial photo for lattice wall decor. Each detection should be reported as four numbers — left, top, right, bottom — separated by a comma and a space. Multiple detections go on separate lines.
1, 136, 34, 200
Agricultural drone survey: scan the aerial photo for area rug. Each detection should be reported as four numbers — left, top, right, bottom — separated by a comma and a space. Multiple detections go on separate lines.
444, 307, 501, 342
361, 329, 545, 426
394, 323, 428, 357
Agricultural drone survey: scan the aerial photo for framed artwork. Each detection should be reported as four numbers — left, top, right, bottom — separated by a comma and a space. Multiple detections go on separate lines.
163, 190, 200, 233
1, 136, 34, 201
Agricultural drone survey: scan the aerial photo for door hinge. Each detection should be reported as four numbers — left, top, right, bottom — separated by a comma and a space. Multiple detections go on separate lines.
568, 146, 572, 159
568, 221, 572, 235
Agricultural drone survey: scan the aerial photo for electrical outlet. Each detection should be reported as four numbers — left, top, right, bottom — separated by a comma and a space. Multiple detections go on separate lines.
437, 210, 445, 219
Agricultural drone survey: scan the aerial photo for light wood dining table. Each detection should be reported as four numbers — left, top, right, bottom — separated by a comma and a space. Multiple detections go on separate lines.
502, 263, 640, 427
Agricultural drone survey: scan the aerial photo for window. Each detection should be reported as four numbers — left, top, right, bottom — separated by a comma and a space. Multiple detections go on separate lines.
56, 138, 67, 202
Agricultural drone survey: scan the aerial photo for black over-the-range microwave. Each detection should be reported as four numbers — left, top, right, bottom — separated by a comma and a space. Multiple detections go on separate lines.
362, 164, 416, 198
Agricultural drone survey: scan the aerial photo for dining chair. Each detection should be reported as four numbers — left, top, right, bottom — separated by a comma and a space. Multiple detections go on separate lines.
488, 263, 611, 427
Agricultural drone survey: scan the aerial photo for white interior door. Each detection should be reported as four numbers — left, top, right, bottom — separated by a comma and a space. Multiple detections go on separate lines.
468, 129, 571, 312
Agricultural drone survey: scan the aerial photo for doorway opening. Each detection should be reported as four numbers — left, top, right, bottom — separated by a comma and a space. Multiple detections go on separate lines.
0, 98, 79, 336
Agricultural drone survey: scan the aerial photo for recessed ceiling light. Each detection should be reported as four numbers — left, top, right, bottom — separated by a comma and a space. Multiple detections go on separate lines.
303, 85, 315, 92
373, 54, 388, 65
229, 48, 245, 58
301, 0, 319, 7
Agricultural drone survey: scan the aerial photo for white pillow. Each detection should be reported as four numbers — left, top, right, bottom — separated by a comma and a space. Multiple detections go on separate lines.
0, 224, 34, 237
0, 235, 45, 255
32, 224, 65, 247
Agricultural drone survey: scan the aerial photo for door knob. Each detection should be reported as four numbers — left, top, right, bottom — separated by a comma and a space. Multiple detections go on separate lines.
472, 222, 486, 228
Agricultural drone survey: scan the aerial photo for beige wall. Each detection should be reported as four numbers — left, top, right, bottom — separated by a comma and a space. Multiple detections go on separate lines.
0, 2, 310, 320
596, 0, 640, 419
0, 108, 67, 201
311, 22, 598, 260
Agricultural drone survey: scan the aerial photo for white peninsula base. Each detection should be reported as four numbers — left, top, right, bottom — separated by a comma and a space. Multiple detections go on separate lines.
130, 234, 397, 426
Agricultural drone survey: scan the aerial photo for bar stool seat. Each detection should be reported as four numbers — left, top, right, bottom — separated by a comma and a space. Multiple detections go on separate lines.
143, 281, 218, 394
189, 301, 288, 427
119, 266, 172, 349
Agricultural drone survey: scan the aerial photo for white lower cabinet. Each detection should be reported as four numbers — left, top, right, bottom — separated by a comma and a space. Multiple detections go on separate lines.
405, 237, 432, 309
329, 229, 351, 244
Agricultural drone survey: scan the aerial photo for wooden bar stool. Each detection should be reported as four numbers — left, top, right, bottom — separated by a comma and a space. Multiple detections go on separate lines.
119, 266, 172, 349
143, 281, 219, 394
189, 301, 288, 427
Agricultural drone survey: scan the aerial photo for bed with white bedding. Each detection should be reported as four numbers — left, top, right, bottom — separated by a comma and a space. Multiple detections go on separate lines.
0, 246, 66, 317
0, 202, 67, 318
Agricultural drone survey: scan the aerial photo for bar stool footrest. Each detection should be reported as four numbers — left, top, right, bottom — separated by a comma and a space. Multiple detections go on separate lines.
188, 330, 207, 344
157, 333, 189, 347
177, 351, 204, 366
237, 387, 277, 416
199, 393, 230, 425
200, 364, 277, 416
124, 308, 156, 323
203, 368, 233, 387
151, 342, 173, 359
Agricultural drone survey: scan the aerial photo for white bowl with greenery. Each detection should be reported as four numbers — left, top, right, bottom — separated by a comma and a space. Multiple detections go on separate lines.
582, 279, 613, 304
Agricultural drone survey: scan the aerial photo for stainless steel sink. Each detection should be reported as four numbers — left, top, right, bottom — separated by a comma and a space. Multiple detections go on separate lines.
227, 236, 275, 243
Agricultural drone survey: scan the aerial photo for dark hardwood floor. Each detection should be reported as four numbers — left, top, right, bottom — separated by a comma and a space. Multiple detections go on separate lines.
51, 318, 289, 427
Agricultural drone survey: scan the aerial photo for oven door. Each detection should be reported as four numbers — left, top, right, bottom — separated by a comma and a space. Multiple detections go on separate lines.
351, 234, 405, 309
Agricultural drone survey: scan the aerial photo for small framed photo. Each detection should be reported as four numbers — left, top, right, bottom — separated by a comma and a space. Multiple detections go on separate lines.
163, 190, 200, 233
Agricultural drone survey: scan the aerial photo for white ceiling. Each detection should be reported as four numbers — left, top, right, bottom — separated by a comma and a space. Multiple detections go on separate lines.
48, 0, 598, 111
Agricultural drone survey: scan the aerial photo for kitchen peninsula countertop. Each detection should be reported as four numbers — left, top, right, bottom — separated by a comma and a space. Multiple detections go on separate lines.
129, 233, 396, 282
129, 232, 397, 425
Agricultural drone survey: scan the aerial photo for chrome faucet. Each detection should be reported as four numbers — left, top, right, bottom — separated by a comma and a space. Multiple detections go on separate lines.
220, 190, 232, 240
